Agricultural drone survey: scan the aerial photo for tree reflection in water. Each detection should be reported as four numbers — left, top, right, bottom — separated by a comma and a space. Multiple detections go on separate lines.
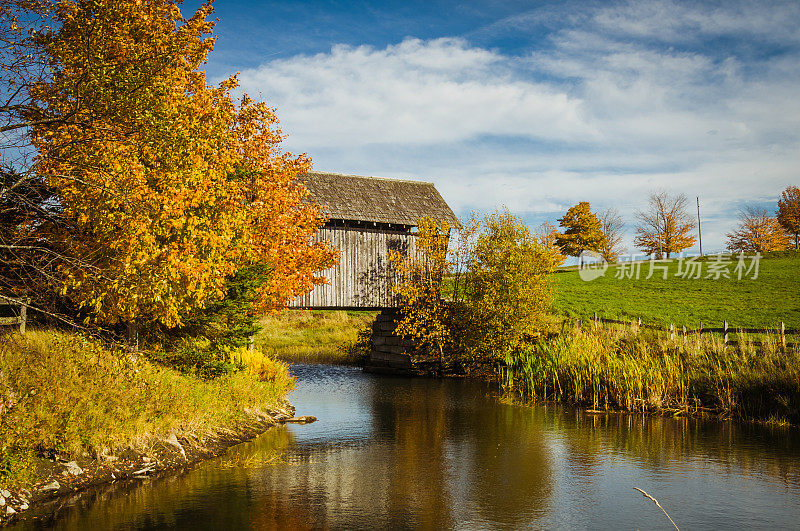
14, 364, 800, 530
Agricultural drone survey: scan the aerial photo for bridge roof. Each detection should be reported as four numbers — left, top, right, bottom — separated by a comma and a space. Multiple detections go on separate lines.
301, 171, 459, 228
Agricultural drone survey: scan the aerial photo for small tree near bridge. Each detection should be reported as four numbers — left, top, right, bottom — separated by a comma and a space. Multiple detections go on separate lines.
391, 211, 560, 369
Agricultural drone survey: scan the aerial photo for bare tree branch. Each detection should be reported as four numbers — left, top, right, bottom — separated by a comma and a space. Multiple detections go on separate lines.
599, 207, 625, 262
634, 191, 696, 258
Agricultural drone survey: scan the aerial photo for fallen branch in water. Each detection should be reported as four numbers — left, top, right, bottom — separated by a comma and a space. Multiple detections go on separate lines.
633, 487, 679, 530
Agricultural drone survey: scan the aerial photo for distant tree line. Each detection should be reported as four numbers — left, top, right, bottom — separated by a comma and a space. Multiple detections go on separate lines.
550, 185, 799, 262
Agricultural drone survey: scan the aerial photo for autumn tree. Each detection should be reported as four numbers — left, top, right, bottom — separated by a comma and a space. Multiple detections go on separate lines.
777, 186, 800, 249
391, 211, 560, 368
555, 202, 606, 263
22, 0, 335, 334
536, 222, 566, 267
726, 206, 790, 253
464, 210, 558, 358
598, 208, 625, 262
634, 191, 696, 258
389, 216, 451, 363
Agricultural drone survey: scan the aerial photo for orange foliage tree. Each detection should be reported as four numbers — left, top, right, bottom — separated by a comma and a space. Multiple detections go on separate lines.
554, 202, 606, 260
634, 191, 696, 258
777, 186, 800, 250
726, 206, 790, 253
27, 0, 336, 328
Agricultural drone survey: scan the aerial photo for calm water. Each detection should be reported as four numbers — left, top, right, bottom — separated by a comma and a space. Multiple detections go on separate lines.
17, 364, 800, 529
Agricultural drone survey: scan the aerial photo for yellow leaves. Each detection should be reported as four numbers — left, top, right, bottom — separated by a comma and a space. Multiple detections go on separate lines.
634, 191, 696, 258
389, 217, 452, 357
392, 211, 560, 361
555, 202, 606, 258
25, 0, 336, 328
726, 206, 790, 253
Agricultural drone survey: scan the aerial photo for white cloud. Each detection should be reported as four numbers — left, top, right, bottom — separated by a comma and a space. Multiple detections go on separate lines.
232, 1, 800, 254
591, 0, 800, 44
236, 38, 596, 147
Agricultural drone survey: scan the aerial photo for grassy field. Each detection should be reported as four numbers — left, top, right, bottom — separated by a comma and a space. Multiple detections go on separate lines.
256, 310, 376, 364
552, 253, 800, 329
251, 253, 799, 365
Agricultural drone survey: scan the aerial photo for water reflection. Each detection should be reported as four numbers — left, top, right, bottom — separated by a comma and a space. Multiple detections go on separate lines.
235, 373, 555, 529
553, 408, 800, 487
14, 364, 800, 530
366, 376, 554, 528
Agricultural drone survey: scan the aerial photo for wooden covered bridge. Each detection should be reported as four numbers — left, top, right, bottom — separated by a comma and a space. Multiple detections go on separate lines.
289, 171, 459, 310
289, 171, 459, 374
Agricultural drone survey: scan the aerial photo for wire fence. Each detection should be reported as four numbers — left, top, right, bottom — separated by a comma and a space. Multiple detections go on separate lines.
567, 313, 798, 347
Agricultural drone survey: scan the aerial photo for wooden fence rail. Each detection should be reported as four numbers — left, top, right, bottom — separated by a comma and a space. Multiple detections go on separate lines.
0, 295, 29, 334
569, 313, 798, 347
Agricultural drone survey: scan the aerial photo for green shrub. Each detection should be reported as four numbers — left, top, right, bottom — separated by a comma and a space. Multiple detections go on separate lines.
140, 264, 274, 378
146, 336, 238, 379
391, 210, 560, 368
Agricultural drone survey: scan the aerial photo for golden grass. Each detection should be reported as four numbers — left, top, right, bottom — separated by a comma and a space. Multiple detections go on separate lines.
256, 310, 376, 364
0, 329, 294, 486
501, 327, 800, 424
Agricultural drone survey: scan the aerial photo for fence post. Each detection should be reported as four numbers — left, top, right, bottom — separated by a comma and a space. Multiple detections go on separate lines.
248, 336, 255, 351
19, 298, 27, 335
126, 321, 139, 352
724, 321, 729, 347
682, 325, 687, 343
780, 321, 785, 348
670, 323, 675, 340
637, 317, 641, 332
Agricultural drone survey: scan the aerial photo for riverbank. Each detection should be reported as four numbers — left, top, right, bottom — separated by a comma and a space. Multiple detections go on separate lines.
500, 327, 800, 426
0, 330, 300, 526
0, 408, 315, 527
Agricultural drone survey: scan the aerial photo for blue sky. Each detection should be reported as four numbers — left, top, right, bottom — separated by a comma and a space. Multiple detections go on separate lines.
186, 0, 800, 255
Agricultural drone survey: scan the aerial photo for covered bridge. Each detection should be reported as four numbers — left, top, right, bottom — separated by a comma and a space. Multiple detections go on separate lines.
289, 172, 459, 310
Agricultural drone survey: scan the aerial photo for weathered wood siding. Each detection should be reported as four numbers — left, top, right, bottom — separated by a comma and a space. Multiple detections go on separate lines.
289, 226, 416, 309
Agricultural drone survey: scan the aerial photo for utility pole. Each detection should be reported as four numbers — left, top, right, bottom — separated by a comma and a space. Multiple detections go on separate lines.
696, 196, 703, 256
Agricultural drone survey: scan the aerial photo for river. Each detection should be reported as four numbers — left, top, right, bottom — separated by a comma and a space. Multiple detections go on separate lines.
16, 363, 800, 529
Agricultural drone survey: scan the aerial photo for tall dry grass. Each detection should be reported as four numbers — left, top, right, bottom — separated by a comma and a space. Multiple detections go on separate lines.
501, 326, 800, 424
0, 329, 294, 485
